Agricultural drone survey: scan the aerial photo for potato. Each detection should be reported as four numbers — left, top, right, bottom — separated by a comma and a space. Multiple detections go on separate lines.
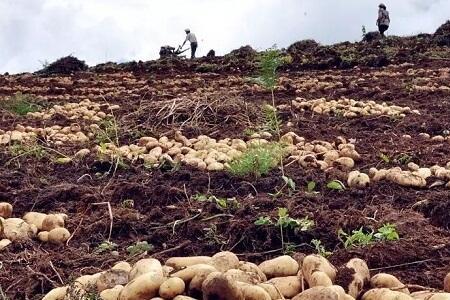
445, 272, 450, 293
129, 258, 163, 281
159, 277, 186, 299
2, 218, 34, 241
42, 286, 68, 300
259, 255, 299, 278
309, 271, 333, 287
100, 285, 124, 300
173, 296, 198, 300
210, 251, 240, 272
345, 258, 370, 298
334, 157, 355, 169
97, 269, 129, 292
166, 256, 212, 269
362, 288, 413, 300
188, 268, 216, 297
238, 262, 267, 282
291, 286, 339, 300
112, 261, 132, 273
266, 276, 302, 298
41, 214, 65, 231
38, 231, 49, 242
0, 238, 12, 251
237, 282, 272, 300
410, 291, 435, 300
370, 273, 409, 294
347, 171, 370, 189
171, 264, 217, 283
302, 255, 337, 286
201, 272, 244, 300
224, 269, 264, 284
344, 295, 356, 300
257, 283, 281, 300
119, 271, 165, 300
48, 227, 71, 244
428, 294, 450, 300
162, 265, 175, 277
0, 202, 13, 218
74, 273, 104, 289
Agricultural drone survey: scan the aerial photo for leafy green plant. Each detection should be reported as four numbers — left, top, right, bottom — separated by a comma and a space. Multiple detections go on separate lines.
277, 208, 314, 231
339, 227, 374, 249
94, 241, 118, 254
121, 199, 135, 209
127, 241, 153, 256
379, 153, 390, 163
394, 153, 412, 165
254, 216, 273, 226
262, 104, 282, 134
307, 181, 317, 193
192, 193, 239, 210
311, 239, 332, 258
375, 223, 400, 241
94, 118, 118, 144
8, 142, 47, 160
326, 180, 346, 191
227, 142, 285, 178
0, 92, 40, 116
202, 225, 227, 247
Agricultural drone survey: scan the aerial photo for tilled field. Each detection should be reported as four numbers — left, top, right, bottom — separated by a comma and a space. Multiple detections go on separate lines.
0, 52, 450, 299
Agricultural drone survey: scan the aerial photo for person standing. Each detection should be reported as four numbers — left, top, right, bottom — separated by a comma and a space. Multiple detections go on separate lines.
377, 4, 390, 37
182, 29, 198, 59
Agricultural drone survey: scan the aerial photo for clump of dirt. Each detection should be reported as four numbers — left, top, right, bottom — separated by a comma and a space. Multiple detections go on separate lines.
434, 20, 450, 46
287, 39, 320, 54
363, 31, 383, 43
226, 45, 257, 59
38, 55, 89, 75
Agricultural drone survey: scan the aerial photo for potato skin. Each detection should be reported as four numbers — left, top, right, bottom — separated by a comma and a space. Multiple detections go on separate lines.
42, 286, 68, 300
100, 285, 124, 300
258, 255, 300, 278
159, 277, 186, 299
237, 282, 272, 300
41, 214, 65, 231
291, 286, 339, 300
48, 227, 71, 244
112, 261, 132, 273
23, 212, 47, 230
266, 276, 302, 298
309, 271, 333, 287
210, 251, 240, 272
238, 261, 267, 282
2, 218, 34, 241
97, 270, 129, 292
119, 272, 165, 300
362, 288, 413, 300
302, 255, 337, 286
257, 283, 280, 300
171, 264, 217, 283
129, 258, 163, 281
445, 273, 450, 293
370, 273, 409, 294
166, 256, 212, 269
0, 202, 13, 218
428, 294, 450, 300
201, 272, 244, 300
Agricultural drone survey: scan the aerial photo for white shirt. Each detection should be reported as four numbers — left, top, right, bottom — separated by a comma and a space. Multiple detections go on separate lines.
185, 33, 197, 43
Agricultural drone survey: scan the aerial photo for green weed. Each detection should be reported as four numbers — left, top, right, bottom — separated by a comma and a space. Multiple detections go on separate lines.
0, 92, 40, 116
339, 224, 400, 249
127, 241, 153, 256
311, 239, 332, 258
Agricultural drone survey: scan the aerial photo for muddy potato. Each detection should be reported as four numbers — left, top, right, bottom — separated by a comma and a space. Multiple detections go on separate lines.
302, 255, 337, 286
345, 258, 370, 298
0, 202, 13, 218
97, 269, 129, 292
266, 276, 302, 298
42, 286, 68, 300
23, 212, 47, 230
257, 283, 280, 300
171, 264, 217, 282
0, 238, 12, 251
112, 261, 132, 273
188, 268, 216, 297
38, 231, 49, 242
237, 282, 272, 300
370, 273, 409, 294
347, 171, 370, 189
445, 273, 450, 292
210, 251, 240, 272
224, 269, 263, 284
166, 256, 212, 269
41, 214, 65, 231
48, 227, 71, 244
291, 286, 339, 300
410, 291, 435, 300
129, 258, 163, 281
238, 261, 267, 282
173, 296, 198, 300
100, 285, 124, 300
309, 271, 333, 287
119, 271, 165, 300
258, 255, 299, 278
362, 288, 413, 300
2, 218, 34, 241
162, 265, 175, 277
159, 277, 186, 299
201, 272, 244, 300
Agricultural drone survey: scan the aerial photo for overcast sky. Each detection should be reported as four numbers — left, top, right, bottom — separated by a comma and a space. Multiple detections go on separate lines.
0, 0, 449, 73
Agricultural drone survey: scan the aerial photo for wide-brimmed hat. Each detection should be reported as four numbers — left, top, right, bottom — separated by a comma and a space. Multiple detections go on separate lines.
379, 3, 386, 8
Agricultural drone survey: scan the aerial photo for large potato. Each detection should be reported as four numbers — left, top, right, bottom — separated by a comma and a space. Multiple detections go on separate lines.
171, 264, 217, 283
266, 276, 302, 298
302, 255, 337, 285
257, 283, 280, 300
119, 271, 165, 300
166, 256, 212, 269
259, 255, 299, 278
224, 269, 264, 284
112, 261, 132, 273
159, 277, 186, 299
100, 285, 124, 300
237, 282, 272, 300
97, 270, 129, 292
309, 271, 333, 287
42, 286, 68, 300
370, 273, 409, 294
0, 202, 13, 218
2, 218, 34, 241
201, 272, 244, 300
210, 251, 240, 272
345, 258, 370, 298
129, 258, 163, 281
41, 214, 65, 231
362, 288, 413, 300
23, 212, 47, 230
238, 261, 267, 282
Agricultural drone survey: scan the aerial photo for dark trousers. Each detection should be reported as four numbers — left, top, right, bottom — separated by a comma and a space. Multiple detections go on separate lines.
378, 25, 389, 36
190, 42, 198, 59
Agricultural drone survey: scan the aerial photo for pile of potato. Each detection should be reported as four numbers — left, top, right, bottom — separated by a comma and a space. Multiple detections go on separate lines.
0, 202, 71, 250
278, 76, 344, 93
403, 133, 450, 143
284, 97, 420, 118
42, 251, 450, 300
27, 99, 118, 122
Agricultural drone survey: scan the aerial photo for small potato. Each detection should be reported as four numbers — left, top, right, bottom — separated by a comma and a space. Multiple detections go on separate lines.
302, 255, 337, 286
370, 273, 409, 294
171, 264, 217, 283
112, 261, 132, 273
159, 277, 186, 299
445, 273, 450, 293
259, 255, 299, 278
362, 288, 413, 300
129, 258, 163, 281
100, 285, 124, 300
38, 231, 49, 242
237, 282, 272, 300
42, 286, 68, 300
119, 271, 165, 300
41, 214, 65, 231
0, 239, 12, 251
201, 272, 244, 300
309, 271, 333, 287
48, 227, 71, 244
165, 256, 212, 269
97, 270, 129, 292
266, 276, 302, 298
0, 202, 13, 218
2, 218, 34, 241
210, 251, 240, 272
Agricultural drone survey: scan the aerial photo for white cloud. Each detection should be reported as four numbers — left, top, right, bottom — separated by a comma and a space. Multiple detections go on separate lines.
0, 0, 449, 73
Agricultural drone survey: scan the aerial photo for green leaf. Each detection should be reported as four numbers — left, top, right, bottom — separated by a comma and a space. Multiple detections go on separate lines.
379, 153, 390, 163
127, 241, 153, 256
278, 207, 288, 218
215, 198, 228, 209
307, 181, 316, 193
282, 176, 296, 191
326, 180, 345, 191
254, 216, 272, 226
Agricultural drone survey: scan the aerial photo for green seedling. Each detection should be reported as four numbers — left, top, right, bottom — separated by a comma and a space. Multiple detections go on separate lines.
326, 180, 346, 191
94, 241, 118, 254
127, 241, 153, 256
311, 239, 332, 258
